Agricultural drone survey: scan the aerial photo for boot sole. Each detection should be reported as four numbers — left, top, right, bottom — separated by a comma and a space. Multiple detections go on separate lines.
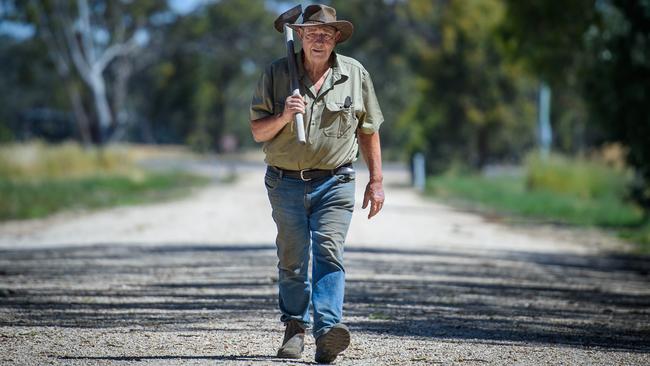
277, 336, 304, 359
315, 325, 350, 363
277, 350, 302, 359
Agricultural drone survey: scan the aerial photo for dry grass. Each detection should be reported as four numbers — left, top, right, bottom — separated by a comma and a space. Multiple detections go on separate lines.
0, 141, 137, 180
0, 141, 209, 220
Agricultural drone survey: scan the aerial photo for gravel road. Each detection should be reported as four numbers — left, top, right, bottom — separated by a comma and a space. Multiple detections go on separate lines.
1, 161, 649, 365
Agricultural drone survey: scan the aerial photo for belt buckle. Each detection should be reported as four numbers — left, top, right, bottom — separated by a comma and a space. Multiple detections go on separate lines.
299, 169, 312, 182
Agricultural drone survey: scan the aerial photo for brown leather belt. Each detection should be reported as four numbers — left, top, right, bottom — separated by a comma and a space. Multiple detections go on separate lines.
272, 163, 353, 181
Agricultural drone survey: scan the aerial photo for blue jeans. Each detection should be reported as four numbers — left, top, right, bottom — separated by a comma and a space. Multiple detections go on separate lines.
265, 166, 355, 339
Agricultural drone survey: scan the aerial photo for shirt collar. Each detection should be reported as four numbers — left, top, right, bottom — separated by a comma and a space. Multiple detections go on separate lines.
297, 50, 348, 85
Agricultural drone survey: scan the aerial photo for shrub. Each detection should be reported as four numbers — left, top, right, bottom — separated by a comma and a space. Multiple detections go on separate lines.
0, 141, 139, 180
525, 152, 632, 200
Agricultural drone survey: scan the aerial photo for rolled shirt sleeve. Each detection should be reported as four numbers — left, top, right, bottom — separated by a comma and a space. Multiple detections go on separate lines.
358, 69, 384, 134
250, 66, 275, 121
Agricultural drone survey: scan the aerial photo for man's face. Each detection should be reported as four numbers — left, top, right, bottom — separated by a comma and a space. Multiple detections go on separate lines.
299, 25, 340, 65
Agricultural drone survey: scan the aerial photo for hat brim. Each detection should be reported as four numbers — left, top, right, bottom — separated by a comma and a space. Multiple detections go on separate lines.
288, 21, 354, 43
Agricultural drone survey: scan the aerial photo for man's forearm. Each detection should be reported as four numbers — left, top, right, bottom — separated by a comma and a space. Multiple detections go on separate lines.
357, 131, 383, 182
250, 113, 290, 143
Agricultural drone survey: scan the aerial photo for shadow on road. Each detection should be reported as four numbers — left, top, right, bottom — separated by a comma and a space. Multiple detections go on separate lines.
59, 354, 304, 364
1, 244, 649, 353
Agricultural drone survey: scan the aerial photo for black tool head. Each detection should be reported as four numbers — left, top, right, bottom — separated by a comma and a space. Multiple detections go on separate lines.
273, 4, 302, 33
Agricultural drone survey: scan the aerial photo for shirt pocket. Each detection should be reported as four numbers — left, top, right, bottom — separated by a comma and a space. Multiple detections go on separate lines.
322, 102, 354, 138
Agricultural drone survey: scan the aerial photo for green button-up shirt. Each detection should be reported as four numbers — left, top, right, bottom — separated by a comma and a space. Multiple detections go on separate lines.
250, 51, 384, 170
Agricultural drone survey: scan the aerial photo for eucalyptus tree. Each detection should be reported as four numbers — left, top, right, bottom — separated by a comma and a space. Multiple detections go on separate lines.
18, 0, 167, 143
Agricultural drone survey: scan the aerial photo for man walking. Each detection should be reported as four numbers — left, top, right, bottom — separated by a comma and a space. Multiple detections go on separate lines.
250, 4, 384, 363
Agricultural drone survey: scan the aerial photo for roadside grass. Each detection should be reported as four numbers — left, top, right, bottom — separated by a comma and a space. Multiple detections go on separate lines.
0, 141, 136, 179
0, 173, 209, 220
0, 141, 211, 221
426, 153, 650, 253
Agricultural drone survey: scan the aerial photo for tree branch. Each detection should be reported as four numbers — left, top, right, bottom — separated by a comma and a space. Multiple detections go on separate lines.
62, 23, 92, 84
77, 0, 96, 63
94, 36, 139, 73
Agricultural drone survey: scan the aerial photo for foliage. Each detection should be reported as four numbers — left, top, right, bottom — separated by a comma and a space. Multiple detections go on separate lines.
133, 0, 281, 151
4, 0, 170, 144
582, 0, 650, 210
499, 0, 598, 86
525, 152, 632, 200
1, 0, 281, 150
402, 0, 537, 173
331, 0, 418, 157
500, 0, 650, 211
427, 158, 643, 228
0, 31, 70, 141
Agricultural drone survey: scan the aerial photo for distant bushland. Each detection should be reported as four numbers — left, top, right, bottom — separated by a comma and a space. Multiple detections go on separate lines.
426, 151, 649, 252
0, 142, 209, 220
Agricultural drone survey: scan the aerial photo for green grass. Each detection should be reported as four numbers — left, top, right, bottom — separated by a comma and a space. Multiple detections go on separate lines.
427, 174, 643, 227
426, 153, 650, 253
0, 141, 211, 221
525, 153, 631, 200
0, 172, 210, 220
0, 141, 138, 179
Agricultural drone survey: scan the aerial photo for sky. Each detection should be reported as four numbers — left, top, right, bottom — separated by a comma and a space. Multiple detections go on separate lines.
168, 0, 298, 16
168, 0, 210, 15
0, 2, 34, 40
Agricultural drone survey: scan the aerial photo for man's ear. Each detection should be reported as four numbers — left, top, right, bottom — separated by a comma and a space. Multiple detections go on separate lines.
335, 31, 341, 42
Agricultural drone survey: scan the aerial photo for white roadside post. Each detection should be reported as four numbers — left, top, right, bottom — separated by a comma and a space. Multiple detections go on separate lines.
413, 152, 426, 192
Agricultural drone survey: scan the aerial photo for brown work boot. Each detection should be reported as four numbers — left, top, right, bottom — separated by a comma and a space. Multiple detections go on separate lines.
314, 323, 350, 364
276, 319, 305, 359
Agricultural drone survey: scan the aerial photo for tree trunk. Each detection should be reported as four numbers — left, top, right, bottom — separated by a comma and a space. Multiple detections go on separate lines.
108, 57, 133, 142
89, 71, 113, 143
67, 84, 92, 146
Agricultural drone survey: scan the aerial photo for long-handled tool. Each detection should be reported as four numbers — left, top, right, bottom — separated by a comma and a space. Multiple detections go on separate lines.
274, 5, 306, 144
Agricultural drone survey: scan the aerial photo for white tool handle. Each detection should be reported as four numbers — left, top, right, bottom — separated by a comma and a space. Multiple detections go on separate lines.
292, 89, 306, 144
284, 25, 306, 144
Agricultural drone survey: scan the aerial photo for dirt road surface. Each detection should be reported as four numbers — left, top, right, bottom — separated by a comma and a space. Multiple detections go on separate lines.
1, 161, 649, 365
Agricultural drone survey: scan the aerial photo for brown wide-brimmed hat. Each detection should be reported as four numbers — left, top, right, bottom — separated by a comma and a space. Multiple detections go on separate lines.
288, 4, 354, 43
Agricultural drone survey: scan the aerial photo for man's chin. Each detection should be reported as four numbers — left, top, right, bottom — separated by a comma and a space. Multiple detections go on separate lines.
308, 51, 329, 62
